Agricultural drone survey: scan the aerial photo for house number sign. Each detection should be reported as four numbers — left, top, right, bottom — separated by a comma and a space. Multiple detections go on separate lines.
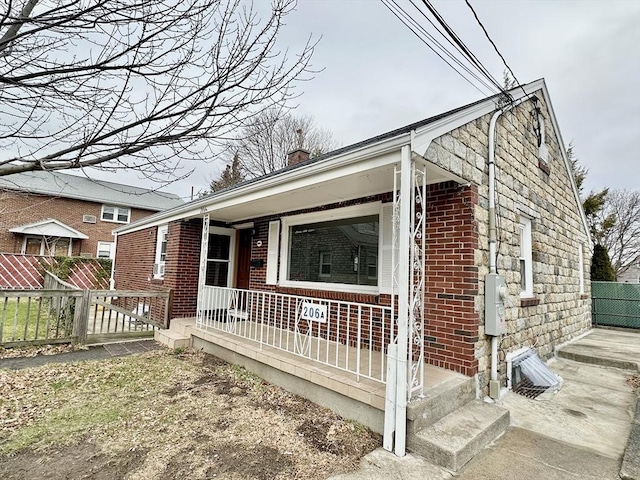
301, 302, 327, 323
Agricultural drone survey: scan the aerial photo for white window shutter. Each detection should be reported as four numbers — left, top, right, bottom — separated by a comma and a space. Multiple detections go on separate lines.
380, 204, 396, 293
266, 221, 280, 285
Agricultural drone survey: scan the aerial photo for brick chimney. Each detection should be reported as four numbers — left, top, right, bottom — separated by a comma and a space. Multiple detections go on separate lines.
287, 148, 311, 166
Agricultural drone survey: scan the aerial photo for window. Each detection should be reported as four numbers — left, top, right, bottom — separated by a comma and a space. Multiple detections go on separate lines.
24, 237, 43, 255
519, 217, 533, 297
367, 253, 377, 279
51, 238, 70, 256
578, 244, 584, 294
319, 252, 331, 277
153, 226, 168, 278
279, 204, 382, 293
205, 233, 231, 287
97, 241, 114, 259
101, 205, 130, 224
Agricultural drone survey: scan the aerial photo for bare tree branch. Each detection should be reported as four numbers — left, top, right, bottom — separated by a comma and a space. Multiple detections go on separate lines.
222, 107, 339, 179
0, 0, 317, 184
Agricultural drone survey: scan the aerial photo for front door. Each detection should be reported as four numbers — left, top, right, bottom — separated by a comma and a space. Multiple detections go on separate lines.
236, 229, 252, 290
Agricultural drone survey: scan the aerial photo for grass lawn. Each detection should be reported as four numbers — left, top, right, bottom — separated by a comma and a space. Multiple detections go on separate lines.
0, 297, 72, 344
0, 348, 380, 480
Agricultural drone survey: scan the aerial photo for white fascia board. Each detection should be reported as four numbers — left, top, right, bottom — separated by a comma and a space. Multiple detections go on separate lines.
115, 134, 410, 236
10, 218, 89, 239
536, 81, 591, 245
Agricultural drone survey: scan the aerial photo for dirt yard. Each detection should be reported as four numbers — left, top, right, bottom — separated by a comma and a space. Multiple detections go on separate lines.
0, 348, 381, 479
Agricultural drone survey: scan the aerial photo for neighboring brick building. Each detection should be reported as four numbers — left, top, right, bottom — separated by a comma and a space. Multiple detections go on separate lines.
113, 79, 591, 399
0, 171, 183, 259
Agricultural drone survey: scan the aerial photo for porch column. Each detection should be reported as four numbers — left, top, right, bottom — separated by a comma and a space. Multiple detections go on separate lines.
196, 213, 210, 322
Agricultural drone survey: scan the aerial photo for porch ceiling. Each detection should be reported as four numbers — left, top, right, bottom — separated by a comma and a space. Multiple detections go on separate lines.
199, 160, 462, 224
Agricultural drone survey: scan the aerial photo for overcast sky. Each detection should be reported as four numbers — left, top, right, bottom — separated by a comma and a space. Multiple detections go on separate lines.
88, 0, 640, 200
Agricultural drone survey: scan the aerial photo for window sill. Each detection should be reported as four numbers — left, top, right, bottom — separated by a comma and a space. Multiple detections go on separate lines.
279, 280, 378, 296
101, 219, 130, 224
520, 297, 540, 307
538, 159, 550, 175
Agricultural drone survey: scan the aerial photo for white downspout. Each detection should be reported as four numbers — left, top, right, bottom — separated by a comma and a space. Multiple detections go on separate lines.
109, 233, 118, 290
488, 96, 529, 389
394, 144, 412, 457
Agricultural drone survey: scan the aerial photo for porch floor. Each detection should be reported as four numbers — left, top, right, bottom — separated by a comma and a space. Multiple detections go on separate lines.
179, 318, 466, 412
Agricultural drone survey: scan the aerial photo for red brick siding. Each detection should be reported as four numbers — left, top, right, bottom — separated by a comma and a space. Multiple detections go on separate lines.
114, 219, 202, 319
0, 189, 156, 257
162, 220, 202, 318
113, 227, 158, 290
424, 182, 479, 376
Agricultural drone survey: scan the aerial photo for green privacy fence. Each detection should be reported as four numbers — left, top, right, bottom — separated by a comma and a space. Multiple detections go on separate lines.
592, 282, 640, 329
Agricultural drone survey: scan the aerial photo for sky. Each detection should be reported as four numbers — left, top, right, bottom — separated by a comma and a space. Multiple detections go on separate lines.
85, 0, 640, 200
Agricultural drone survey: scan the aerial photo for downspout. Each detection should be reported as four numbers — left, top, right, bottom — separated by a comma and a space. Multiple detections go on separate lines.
487, 95, 530, 397
109, 233, 118, 290
394, 144, 412, 457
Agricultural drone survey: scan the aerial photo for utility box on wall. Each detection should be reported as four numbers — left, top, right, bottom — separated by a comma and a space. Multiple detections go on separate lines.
485, 273, 507, 336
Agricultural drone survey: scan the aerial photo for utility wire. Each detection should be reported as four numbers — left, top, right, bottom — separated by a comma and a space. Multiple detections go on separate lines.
384, 0, 499, 96
421, 0, 509, 98
464, 0, 529, 98
381, 0, 495, 97
403, 0, 501, 95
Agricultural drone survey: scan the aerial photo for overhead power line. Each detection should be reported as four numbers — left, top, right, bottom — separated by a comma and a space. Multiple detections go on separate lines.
463, 0, 528, 98
420, 0, 509, 98
381, 0, 498, 96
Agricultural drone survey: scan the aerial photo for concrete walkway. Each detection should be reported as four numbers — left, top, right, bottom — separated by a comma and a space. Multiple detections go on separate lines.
0, 339, 160, 370
330, 328, 640, 480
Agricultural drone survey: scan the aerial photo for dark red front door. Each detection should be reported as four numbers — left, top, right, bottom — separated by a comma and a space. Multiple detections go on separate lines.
236, 229, 252, 290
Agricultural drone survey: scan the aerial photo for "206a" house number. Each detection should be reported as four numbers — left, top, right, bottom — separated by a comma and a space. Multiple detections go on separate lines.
300, 302, 327, 323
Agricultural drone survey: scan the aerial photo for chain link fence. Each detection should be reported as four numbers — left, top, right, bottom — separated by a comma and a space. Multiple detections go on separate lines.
592, 281, 640, 329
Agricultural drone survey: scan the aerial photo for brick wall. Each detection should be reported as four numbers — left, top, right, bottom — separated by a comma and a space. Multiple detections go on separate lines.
114, 219, 202, 319
162, 219, 202, 318
0, 189, 155, 257
113, 226, 158, 290
424, 182, 479, 376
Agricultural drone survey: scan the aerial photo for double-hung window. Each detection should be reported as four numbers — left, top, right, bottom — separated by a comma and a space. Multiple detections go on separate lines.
97, 241, 114, 259
153, 225, 168, 278
102, 205, 130, 224
519, 217, 533, 297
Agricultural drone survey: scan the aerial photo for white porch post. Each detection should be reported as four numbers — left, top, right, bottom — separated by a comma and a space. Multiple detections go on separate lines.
394, 144, 412, 457
196, 213, 210, 324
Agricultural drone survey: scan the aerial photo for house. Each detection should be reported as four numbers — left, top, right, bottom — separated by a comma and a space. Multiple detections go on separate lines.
112, 78, 591, 458
618, 256, 640, 284
0, 171, 183, 259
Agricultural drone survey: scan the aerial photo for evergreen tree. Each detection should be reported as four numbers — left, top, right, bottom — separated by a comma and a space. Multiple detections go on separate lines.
210, 154, 244, 192
590, 244, 616, 281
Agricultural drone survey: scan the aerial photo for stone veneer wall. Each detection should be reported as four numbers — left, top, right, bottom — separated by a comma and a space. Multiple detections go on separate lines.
424, 91, 591, 391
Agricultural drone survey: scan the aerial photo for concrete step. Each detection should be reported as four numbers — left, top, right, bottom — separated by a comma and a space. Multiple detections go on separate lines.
408, 400, 510, 471
407, 376, 475, 435
168, 317, 196, 336
155, 329, 190, 349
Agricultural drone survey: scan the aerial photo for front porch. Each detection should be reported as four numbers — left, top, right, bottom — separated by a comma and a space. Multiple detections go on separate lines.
158, 314, 509, 471
160, 316, 468, 434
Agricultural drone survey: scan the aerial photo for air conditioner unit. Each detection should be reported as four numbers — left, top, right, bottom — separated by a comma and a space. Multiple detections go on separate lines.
82, 214, 97, 224
153, 263, 165, 276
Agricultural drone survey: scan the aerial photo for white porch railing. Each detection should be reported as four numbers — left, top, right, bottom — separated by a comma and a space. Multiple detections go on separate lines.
196, 286, 395, 384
